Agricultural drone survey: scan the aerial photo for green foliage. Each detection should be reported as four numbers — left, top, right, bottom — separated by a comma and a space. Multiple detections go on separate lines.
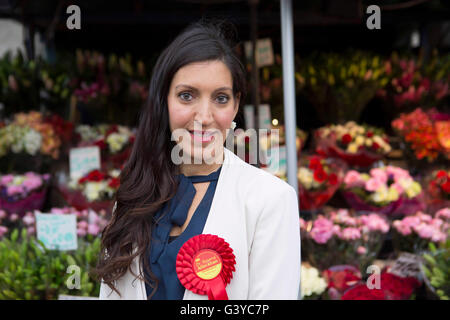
422, 236, 450, 300
0, 229, 101, 300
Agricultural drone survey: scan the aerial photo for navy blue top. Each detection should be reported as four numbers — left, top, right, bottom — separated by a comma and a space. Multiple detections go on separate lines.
145, 166, 222, 300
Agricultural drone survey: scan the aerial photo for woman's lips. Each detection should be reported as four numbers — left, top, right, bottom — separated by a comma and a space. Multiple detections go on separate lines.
189, 130, 215, 143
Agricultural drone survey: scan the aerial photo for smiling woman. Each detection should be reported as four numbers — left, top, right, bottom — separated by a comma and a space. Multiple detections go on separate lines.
94, 18, 300, 301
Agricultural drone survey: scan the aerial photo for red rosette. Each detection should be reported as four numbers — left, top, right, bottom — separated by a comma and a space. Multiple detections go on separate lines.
176, 234, 236, 300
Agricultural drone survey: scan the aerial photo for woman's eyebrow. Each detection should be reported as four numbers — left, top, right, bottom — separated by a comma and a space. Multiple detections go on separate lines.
175, 84, 232, 92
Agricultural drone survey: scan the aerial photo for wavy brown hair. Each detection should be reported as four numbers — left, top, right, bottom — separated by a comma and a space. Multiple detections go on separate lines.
92, 18, 247, 299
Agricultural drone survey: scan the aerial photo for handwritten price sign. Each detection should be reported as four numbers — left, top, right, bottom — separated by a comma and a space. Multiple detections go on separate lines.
35, 212, 78, 251
69, 146, 101, 180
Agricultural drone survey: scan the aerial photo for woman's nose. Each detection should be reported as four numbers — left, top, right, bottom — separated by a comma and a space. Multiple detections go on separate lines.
194, 98, 214, 125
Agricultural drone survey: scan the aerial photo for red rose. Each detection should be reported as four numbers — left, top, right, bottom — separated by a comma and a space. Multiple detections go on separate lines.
372, 142, 380, 151
313, 168, 328, 183
86, 170, 106, 182
328, 173, 338, 186
436, 170, 448, 180
441, 180, 450, 193
94, 139, 107, 150
341, 284, 385, 300
341, 134, 352, 145
323, 268, 361, 293
380, 273, 420, 300
105, 125, 119, 137
308, 157, 322, 171
108, 177, 120, 189
366, 131, 374, 138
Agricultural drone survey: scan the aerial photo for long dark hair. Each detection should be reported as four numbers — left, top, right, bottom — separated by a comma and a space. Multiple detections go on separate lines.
93, 18, 247, 298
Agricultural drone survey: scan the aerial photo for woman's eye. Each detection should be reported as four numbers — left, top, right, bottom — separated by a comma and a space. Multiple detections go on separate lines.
179, 92, 193, 101
216, 95, 229, 104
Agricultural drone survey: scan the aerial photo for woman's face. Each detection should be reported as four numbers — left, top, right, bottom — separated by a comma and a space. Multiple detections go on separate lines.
167, 60, 240, 164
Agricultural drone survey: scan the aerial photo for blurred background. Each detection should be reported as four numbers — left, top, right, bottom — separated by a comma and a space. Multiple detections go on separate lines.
0, 0, 449, 300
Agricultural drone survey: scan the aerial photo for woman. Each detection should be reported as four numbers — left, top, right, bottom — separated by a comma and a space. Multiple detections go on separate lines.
95, 19, 300, 300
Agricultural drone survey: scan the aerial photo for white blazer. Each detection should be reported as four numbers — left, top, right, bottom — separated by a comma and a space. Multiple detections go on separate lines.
99, 147, 301, 300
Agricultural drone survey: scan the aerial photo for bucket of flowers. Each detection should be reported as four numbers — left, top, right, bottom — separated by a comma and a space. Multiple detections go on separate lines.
392, 208, 449, 255
75, 124, 135, 169
341, 166, 424, 217
0, 111, 67, 173
300, 263, 328, 300
392, 108, 450, 170
297, 156, 345, 212
300, 208, 390, 272
425, 169, 450, 214
314, 121, 391, 167
59, 168, 120, 216
0, 172, 50, 217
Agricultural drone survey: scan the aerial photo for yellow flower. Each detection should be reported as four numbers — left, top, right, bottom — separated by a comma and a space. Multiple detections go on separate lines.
347, 143, 359, 154
387, 186, 400, 202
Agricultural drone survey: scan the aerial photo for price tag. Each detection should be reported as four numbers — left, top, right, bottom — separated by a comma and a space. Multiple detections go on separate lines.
244, 38, 274, 68
69, 146, 101, 180
35, 212, 78, 251
390, 252, 423, 280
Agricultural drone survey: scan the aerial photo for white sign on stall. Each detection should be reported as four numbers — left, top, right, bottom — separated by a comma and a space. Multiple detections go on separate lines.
69, 146, 101, 180
244, 38, 274, 68
35, 212, 78, 251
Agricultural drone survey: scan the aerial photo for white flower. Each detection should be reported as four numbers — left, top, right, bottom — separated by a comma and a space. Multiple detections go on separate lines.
298, 168, 314, 189
301, 265, 327, 298
109, 169, 121, 178
106, 133, 128, 153
83, 181, 107, 202
24, 129, 42, 155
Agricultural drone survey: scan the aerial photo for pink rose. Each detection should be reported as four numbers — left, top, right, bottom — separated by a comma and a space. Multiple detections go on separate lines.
357, 246, 367, 255
340, 227, 361, 240
77, 221, 88, 230
431, 231, 447, 243
393, 220, 412, 236
370, 168, 388, 184
310, 228, 334, 244
23, 176, 42, 191
77, 228, 87, 237
22, 213, 35, 226
87, 224, 100, 236
344, 171, 365, 188
26, 226, 35, 236
7, 185, 25, 196
414, 223, 434, 239
0, 174, 14, 186
435, 208, 450, 220
0, 226, 8, 237
9, 213, 19, 222
0, 210, 6, 219
365, 178, 384, 192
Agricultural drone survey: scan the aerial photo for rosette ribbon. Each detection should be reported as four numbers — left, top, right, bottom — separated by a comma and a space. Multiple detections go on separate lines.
176, 234, 236, 300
